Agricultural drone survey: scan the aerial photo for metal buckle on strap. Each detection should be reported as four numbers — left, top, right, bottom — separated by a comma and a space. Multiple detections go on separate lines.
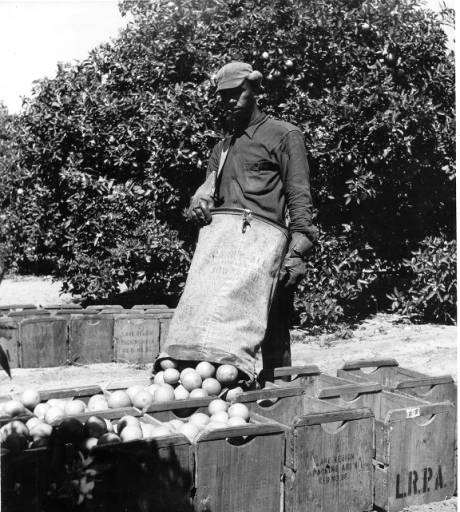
242, 209, 252, 233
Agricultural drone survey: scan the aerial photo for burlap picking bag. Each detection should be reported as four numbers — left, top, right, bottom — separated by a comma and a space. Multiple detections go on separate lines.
156, 208, 288, 380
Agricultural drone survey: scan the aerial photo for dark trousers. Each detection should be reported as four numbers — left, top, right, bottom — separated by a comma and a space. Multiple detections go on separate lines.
261, 285, 294, 369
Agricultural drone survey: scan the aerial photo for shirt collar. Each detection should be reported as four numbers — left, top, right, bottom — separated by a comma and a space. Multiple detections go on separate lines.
244, 112, 269, 139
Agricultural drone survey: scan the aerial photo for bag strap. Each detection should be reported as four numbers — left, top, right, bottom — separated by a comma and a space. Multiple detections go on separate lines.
210, 136, 232, 198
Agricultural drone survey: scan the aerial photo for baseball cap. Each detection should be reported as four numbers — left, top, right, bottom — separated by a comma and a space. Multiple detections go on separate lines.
214, 62, 253, 91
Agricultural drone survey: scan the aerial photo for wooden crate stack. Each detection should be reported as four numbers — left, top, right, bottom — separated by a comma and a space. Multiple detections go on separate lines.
0, 303, 174, 368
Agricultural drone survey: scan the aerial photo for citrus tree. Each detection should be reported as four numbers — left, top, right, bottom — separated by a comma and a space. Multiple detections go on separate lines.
10, 0, 455, 320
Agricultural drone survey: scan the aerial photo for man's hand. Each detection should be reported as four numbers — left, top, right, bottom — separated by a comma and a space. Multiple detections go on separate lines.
279, 232, 314, 289
187, 193, 214, 225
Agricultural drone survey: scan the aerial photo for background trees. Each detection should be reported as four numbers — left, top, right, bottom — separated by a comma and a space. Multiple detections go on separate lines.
3, 0, 455, 322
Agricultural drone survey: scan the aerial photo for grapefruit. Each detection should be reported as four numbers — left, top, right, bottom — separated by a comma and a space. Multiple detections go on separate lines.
34, 402, 50, 420
168, 419, 184, 432
189, 413, 210, 428
174, 385, 189, 400
202, 378, 221, 396
126, 385, 144, 402
160, 358, 178, 370
3, 400, 26, 417
195, 361, 215, 379
228, 416, 247, 427
179, 422, 200, 441
211, 411, 229, 424
83, 437, 99, 451
163, 368, 180, 386
225, 386, 244, 402
153, 371, 165, 385
87, 394, 109, 411
20, 389, 41, 410
181, 371, 202, 392
84, 416, 108, 438
64, 400, 86, 416
107, 390, 131, 409
116, 415, 140, 434
44, 406, 65, 425
132, 390, 154, 409
190, 388, 208, 398
228, 403, 250, 422
208, 399, 228, 415
216, 365, 238, 386
120, 426, 143, 442
154, 384, 175, 402
98, 432, 121, 445
151, 425, 172, 438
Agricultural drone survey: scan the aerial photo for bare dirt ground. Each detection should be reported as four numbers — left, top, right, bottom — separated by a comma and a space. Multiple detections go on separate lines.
0, 276, 457, 511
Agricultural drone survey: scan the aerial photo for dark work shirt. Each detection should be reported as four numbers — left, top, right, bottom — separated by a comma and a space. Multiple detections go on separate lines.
206, 112, 318, 241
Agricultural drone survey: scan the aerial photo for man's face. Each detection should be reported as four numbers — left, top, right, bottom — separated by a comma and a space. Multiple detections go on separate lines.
218, 80, 255, 126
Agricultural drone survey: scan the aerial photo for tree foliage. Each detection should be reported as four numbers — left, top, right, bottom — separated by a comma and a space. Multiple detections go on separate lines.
6, 0, 455, 320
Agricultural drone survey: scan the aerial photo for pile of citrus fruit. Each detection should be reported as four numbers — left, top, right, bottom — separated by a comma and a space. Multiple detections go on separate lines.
0, 398, 251, 452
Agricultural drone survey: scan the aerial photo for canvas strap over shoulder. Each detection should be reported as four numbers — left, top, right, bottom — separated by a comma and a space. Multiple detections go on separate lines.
209, 136, 232, 198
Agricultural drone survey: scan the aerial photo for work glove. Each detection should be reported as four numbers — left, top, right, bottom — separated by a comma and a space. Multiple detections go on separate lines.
187, 175, 216, 226
279, 232, 314, 289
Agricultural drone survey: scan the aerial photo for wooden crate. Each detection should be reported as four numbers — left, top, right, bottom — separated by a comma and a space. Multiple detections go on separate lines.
0, 318, 21, 368
1, 410, 192, 512
261, 366, 456, 510
235, 386, 374, 512
338, 358, 457, 405
373, 395, 455, 511
1, 441, 80, 511
113, 314, 161, 364
260, 365, 383, 409
132, 304, 169, 310
145, 406, 285, 512
69, 314, 114, 364
92, 423, 193, 511
146, 309, 174, 351
0, 304, 37, 313
19, 317, 68, 368
44, 303, 82, 314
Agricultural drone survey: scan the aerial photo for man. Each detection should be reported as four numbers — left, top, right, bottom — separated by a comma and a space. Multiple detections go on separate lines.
187, 61, 318, 371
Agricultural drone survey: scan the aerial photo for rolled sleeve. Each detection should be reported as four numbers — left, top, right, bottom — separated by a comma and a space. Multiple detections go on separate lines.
279, 130, 318, 241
